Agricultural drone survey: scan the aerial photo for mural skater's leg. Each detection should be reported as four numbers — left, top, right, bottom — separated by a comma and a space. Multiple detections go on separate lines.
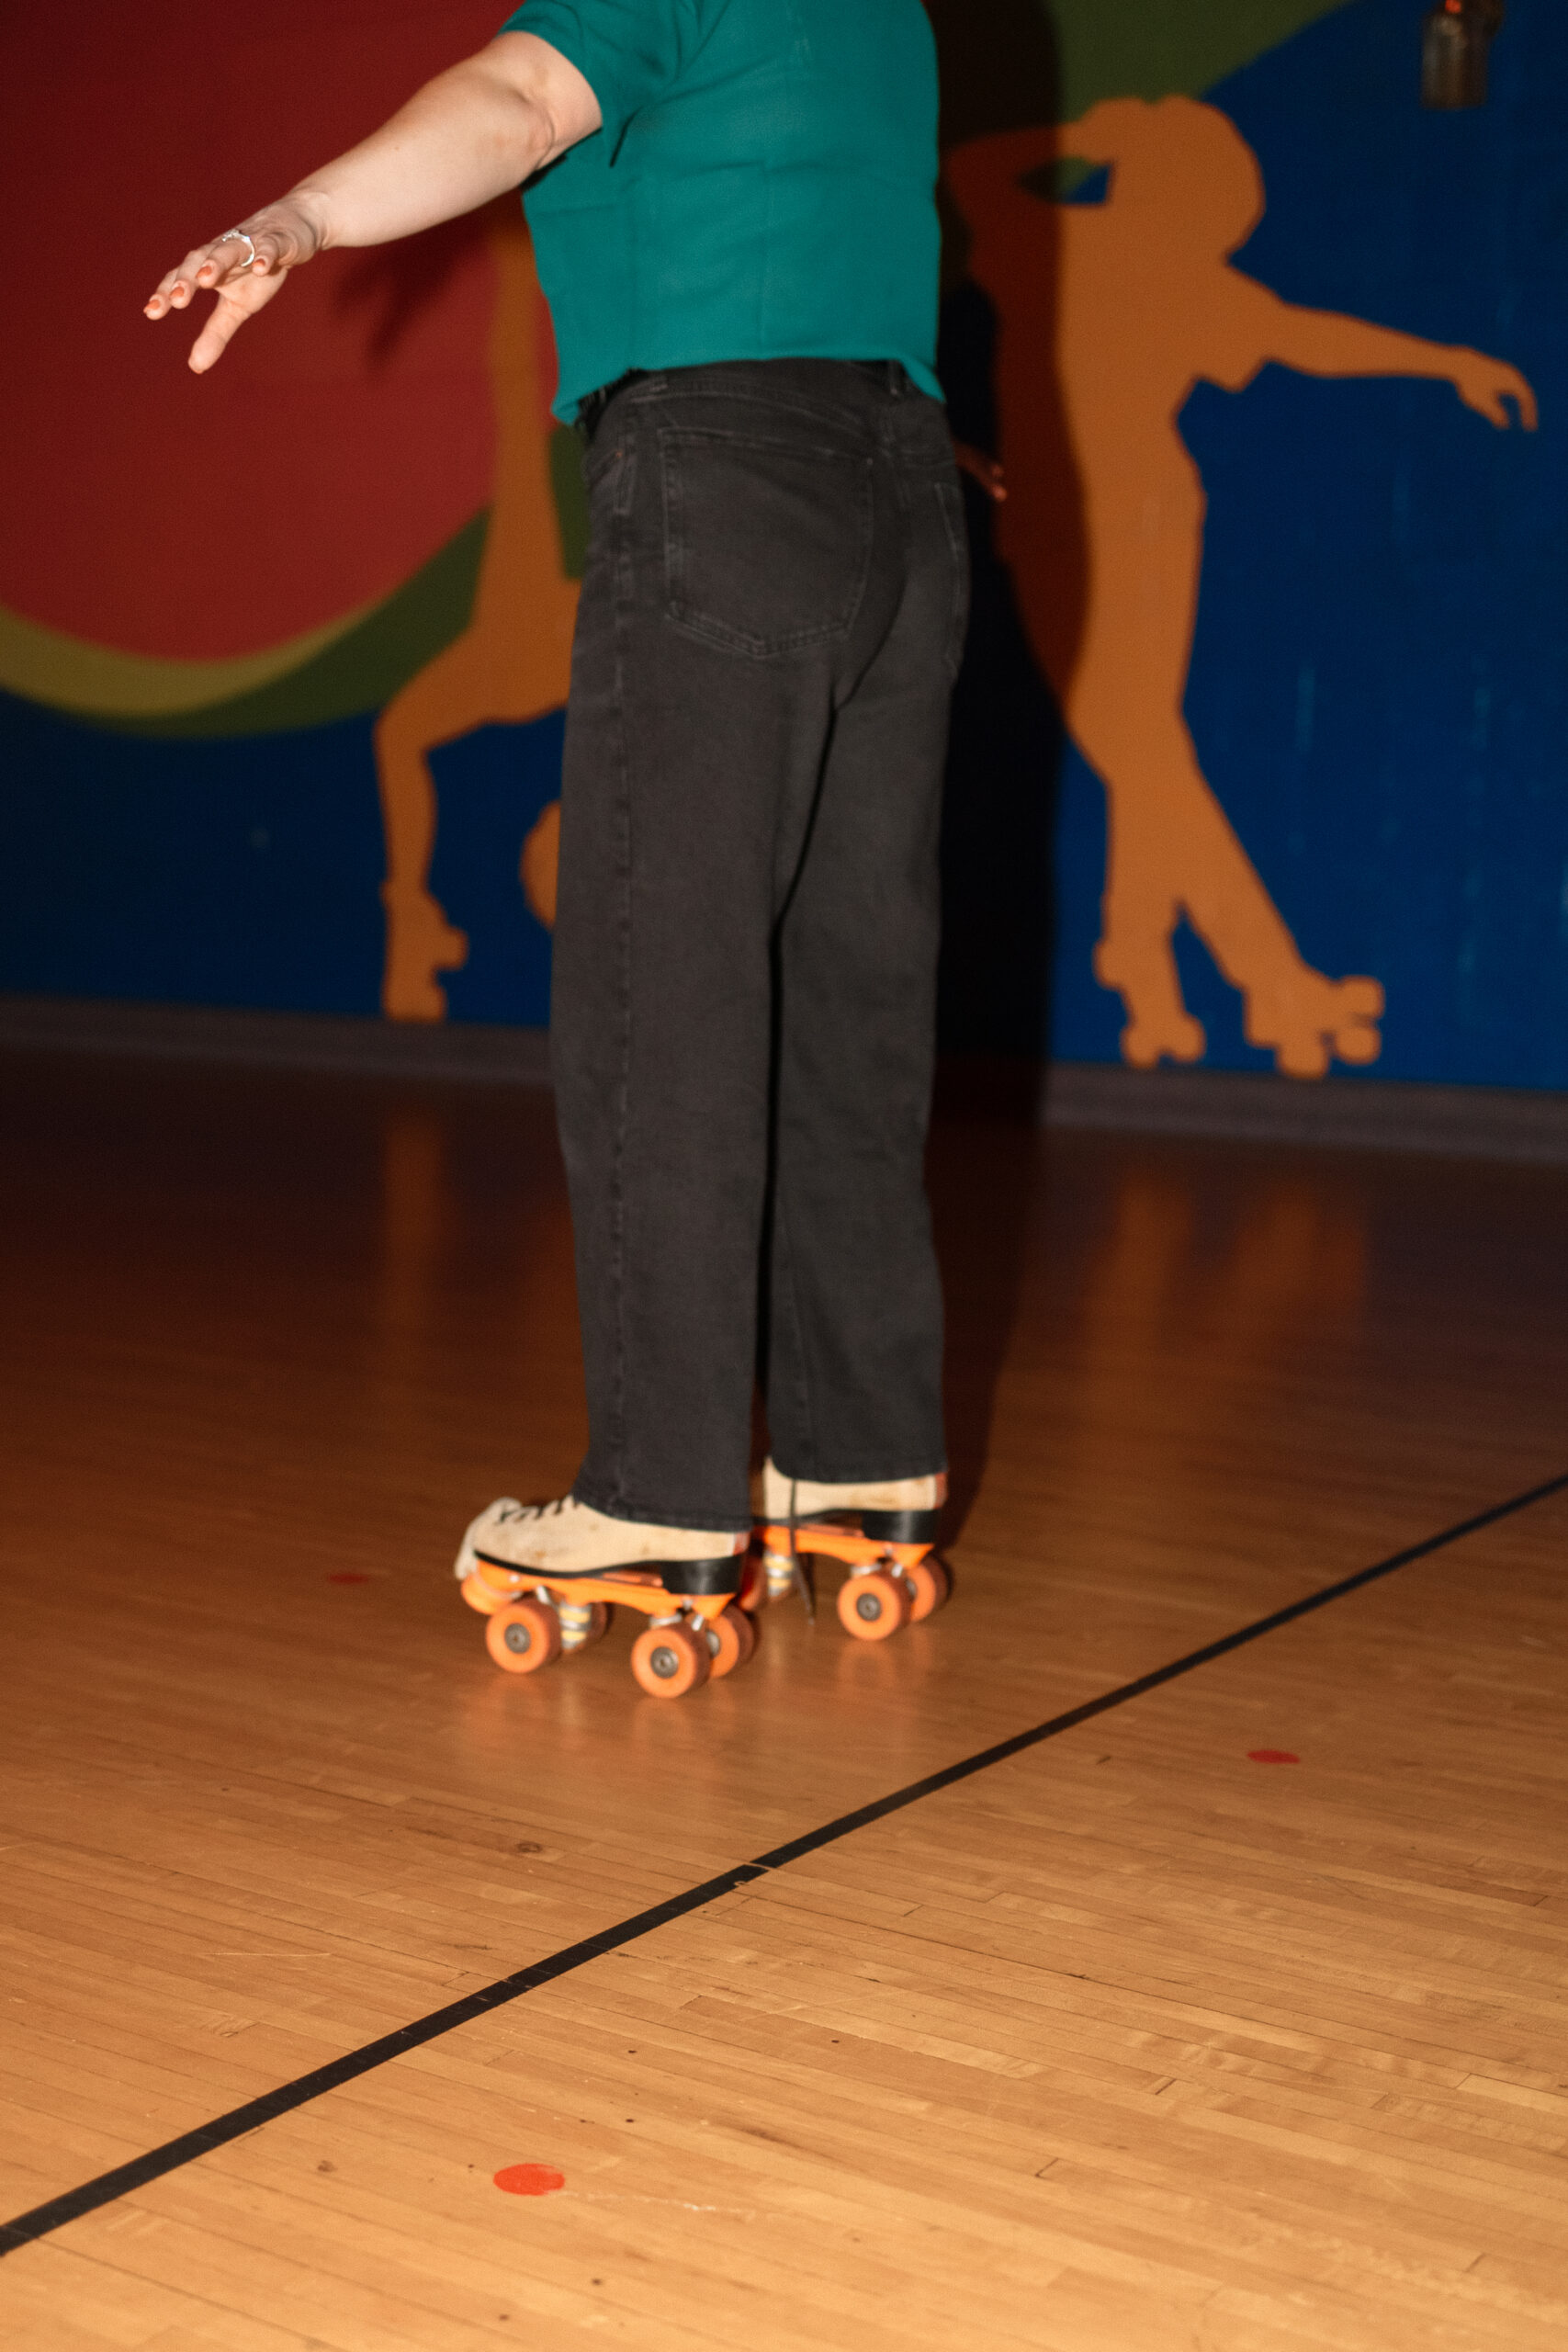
1093, 774, 1207, 1069
1175, 794, 1384, 1077
1089, 719, 1383, 1078
373, 645, 477, 1023
1070, 511, 1383, 1078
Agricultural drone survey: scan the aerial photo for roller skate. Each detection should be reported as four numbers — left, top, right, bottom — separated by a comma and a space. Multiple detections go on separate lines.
750, 1461, 951, 1642
456, 1497, 755, 1700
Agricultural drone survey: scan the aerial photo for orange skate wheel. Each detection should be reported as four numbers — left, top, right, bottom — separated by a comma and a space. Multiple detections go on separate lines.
485, 1597, 561, 1675
460, 1573, 507, 1616
704, 1603, 756, 1679
837, 1568, 909, 1642
904, 1556, 951, 1622
631, 1621, 711, 1699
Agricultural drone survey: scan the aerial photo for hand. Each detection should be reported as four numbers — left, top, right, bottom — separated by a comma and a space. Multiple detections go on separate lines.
1450, 348, 1538, 430
144, 198, 326, 373
953, 441, 1008, 502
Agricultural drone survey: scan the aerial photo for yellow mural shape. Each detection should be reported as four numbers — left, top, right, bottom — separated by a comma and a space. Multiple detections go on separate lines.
947, 97, 1536, 1078
377, 208, 579, 1021
0, 594, 378, 721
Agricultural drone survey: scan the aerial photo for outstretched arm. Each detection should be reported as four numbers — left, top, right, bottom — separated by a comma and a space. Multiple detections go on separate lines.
144, 32, 600, 373
1250, 286, 1537, 427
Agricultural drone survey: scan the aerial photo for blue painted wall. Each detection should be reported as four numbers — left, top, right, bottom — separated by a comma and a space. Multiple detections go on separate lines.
0, 697, 563, 1023
1034, 0, 1566, 1083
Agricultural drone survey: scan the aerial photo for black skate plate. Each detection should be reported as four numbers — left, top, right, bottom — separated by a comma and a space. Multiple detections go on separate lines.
857, 1508, 939, 1544
784, 1507, 938, 1544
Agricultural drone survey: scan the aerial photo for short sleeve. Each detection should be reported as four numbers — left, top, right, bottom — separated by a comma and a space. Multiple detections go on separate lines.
499, 0, 714, 151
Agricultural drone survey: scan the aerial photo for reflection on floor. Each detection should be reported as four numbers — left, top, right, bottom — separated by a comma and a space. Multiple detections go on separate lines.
2, 1051, 1565, 2349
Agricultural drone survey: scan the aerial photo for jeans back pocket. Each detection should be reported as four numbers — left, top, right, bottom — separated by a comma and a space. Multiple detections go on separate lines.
660, 428, 874, 659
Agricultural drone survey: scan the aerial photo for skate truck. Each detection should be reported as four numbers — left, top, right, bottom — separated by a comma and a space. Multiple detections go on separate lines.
753, 1503, 950, 1639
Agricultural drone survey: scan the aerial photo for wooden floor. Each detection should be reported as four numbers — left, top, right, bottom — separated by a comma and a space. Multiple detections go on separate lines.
2, 1049, 1566, 2352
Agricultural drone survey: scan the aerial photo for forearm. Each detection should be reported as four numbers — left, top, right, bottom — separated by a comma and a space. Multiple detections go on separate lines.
1250, 293, 1535, 427
286, 55, 553, 252
1274, 311, 1459, 381
146, 30, 599, 370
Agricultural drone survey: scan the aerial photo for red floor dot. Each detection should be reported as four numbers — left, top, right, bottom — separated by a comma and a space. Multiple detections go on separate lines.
327, 1572, 370, 1585
1247, 1748, 1300, 1764
493, 2163, 566, 2197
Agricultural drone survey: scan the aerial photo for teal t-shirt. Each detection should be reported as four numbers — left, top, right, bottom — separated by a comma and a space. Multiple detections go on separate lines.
500, 0, 942, 421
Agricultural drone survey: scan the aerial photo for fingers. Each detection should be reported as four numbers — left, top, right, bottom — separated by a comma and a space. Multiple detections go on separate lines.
1452, 352, 1540, 432
146, 233, 256, 320
145, 245, 219, 319
144, 209, 311, 373
953, 441, 1008, 502
144, 217, 306, 322
185, 266, 289, 373
1483, 379, 1537, 431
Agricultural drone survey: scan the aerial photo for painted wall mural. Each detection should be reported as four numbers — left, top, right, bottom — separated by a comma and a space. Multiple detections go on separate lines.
947, 95, 1533, 1078
374, 209, 577, 1020
1, 0, 1563, 1082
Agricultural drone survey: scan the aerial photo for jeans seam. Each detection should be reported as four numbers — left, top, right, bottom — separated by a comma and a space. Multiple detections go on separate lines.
934, 476, 972, 682
772, 1166, 818, 1480
604, 439, 638, 1510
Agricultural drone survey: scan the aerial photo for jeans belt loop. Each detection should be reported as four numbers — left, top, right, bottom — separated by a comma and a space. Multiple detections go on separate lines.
577, 368, 649, 448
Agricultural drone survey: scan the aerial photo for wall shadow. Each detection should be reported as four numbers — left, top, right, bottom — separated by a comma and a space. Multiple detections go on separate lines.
333, 210, 493, 369
925, 0, 1076, 1531
930, 0, 1077, 1068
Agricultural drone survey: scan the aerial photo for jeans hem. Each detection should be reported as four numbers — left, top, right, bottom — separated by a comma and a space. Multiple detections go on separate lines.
769, 1457, 947, 1487
571, 1476, 751, 1538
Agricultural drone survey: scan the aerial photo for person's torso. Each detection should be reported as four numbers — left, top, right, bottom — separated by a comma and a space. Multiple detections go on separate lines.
520, 0, 942, 419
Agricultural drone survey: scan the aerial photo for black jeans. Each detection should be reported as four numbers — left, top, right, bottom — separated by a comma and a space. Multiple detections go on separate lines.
552, 359, 967, 1532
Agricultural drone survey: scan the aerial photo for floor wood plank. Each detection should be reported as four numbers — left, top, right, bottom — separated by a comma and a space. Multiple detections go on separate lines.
3, 1053, 1565, 2347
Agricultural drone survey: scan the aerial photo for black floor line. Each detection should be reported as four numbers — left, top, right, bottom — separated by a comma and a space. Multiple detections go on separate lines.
5, 1466, 1564, 2259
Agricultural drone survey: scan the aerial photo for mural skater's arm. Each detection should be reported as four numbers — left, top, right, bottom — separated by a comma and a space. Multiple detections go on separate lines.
1231, 279, 1537, 428
143, 33, 601, 374
942, 126, 1058, 223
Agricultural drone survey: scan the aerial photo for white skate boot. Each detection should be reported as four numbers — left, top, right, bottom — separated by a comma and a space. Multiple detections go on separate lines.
456, 1496, 751, 1699
750, 1459, 950, 1641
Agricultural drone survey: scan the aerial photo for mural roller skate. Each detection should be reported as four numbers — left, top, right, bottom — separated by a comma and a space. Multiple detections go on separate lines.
456, 1497, 756, 1700
750, 1462, 951, 1641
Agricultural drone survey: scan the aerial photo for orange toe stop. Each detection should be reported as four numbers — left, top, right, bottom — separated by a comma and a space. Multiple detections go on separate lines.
461, 1572, 508, 1615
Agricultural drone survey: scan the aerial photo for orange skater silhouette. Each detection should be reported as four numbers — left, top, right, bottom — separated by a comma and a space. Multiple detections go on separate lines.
946, 99, 1536, 1076
377, 203, 578, 1019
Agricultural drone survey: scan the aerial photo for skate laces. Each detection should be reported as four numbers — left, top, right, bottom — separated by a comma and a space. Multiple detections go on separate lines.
494, 1496, 571, 1526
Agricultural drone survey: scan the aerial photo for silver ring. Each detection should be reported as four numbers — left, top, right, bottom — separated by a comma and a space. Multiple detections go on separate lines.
218, 229, 258, 269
